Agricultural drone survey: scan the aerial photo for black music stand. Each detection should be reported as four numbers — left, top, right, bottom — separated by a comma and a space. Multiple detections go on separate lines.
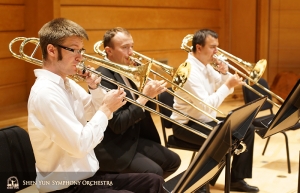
255, 79, 300, 139
163, 96, 267, 193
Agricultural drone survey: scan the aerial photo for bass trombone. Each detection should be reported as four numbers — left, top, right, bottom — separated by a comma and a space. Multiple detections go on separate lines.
181, 34, 283, 108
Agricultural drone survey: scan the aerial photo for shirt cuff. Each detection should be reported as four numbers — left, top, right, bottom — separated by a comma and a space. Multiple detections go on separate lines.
135, 100, 145, 112
89, 86, 107, 97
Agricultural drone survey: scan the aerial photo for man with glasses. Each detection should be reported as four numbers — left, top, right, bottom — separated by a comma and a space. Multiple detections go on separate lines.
94, 27, 181, 179
28, 18, 165, 193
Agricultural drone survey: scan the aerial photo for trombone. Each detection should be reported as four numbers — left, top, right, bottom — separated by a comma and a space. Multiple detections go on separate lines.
9, 37, 216, 138
181, 34, 283, 108
94, 40, 228, 119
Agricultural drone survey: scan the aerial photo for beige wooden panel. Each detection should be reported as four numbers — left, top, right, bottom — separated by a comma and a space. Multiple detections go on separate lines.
280, 10, 300, 28
61, 0, 219, 9
0, 83, 27, 106
61, 6, 220, 30
0, 5, 24, 31
0, 58, 26, 86
0, 0, 24, 4
85, 28, 221, 54
0, 32, 25, 58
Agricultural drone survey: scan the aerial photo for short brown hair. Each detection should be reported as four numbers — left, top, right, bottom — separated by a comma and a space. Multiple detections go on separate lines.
38, 18, 88, 60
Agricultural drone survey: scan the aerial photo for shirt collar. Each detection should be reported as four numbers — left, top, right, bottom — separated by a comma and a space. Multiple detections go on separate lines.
34, 69, 65, 88
187, 52, 208, 73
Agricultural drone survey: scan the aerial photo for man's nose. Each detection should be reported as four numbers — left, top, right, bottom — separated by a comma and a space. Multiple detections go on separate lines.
213, 48, 218, 54
128, 48, 133, 56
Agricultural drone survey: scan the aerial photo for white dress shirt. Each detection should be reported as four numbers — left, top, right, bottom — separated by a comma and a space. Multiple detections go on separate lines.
171, 53, 233, 123
28, 69, 109, 192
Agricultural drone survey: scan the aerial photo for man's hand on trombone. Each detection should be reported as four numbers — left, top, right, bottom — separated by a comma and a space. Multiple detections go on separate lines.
136, 79, 167, 106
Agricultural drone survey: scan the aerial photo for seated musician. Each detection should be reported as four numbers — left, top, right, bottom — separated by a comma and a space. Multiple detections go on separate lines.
94, 27, 181, 179
27, 18, 165, 193
171, 29, 259, 193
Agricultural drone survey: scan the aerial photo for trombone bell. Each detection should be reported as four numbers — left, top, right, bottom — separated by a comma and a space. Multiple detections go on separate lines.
216, 48, 267, 85
248, 59, 267, 84
172, 62, 191, 91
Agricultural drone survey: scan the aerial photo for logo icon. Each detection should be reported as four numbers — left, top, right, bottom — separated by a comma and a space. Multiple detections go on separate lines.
7, 176, 19, 190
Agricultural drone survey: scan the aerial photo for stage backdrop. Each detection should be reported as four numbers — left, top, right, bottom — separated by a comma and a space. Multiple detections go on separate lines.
1, 0, 299, 108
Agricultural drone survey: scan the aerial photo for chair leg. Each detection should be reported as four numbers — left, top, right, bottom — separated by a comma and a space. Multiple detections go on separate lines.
224, 151, 231, 193
262, 137, 271, 155
281, 131, 291, 173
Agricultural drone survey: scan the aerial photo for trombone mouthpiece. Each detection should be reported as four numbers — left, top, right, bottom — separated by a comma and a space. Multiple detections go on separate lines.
213, 54, 229, 65
76, 62, 86, 74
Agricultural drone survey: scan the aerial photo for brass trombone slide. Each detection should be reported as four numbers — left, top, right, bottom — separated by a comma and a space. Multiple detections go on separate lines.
181, 34, 283, 108
94, 40, 227, 120
9, 37, 214, 138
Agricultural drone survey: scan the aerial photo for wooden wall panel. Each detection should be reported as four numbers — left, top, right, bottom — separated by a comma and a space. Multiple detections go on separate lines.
0, 59, 26, 86
4, 0, 268, 108
268, 0, 300, 90
61, 0, 219, 9
0, 0, 23, 4
0, 32, 24, 58
279, 1, 300, 9
0, 59, 27, 107
85, 29, 221, 55
278, 29, 300, 48
61, 6, 219, 30
225, 0, 257, 62
280, 10, 300, 28
0, 83, 27, 105
0, 5, 24, 31
0, 1, 26, 108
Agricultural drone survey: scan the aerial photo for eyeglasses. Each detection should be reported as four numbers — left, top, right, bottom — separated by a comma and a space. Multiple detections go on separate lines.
56, 44, 86, 55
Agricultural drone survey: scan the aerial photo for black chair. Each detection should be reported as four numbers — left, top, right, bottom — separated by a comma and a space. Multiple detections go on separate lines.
0, 125, 36, 192
157, 88, 201, 164
242, 78, 300, 173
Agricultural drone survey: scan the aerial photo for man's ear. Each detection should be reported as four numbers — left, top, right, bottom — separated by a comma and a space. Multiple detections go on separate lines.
47, 44, 56, 57
196, 44, 202, 52
104, 46, 112, 57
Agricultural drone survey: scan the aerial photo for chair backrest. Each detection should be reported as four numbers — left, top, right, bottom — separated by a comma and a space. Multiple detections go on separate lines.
0, 126, 36, 192
242, 78, 273, 113
158, 88, 202, 152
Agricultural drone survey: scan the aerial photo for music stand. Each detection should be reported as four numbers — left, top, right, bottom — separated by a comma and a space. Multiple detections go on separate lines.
163, 96, 267, 193
256, 79, 300, 138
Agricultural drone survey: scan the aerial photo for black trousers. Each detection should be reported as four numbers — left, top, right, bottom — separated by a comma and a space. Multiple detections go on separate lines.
50, 171, 165, 193
172, 118, 255, 181
121, 138, 181, 179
